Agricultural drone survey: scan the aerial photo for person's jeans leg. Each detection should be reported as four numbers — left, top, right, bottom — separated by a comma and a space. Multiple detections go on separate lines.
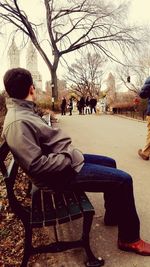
71, 162, 140, 243
83, 153, 116, 168
83, 154, 118, 224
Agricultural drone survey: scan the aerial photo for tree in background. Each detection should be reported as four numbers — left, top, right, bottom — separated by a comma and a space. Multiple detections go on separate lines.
115, 47, 150, 95
0, 0, 147, 106
67, 52, 106, 97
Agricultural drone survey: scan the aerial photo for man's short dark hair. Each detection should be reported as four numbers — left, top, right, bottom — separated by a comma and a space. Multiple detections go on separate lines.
3, 67, 33, 99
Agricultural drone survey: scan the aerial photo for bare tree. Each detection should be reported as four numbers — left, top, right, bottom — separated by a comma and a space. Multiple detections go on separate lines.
67, 52, 106, 96
116, 64, 139, 94
131, 49, 150, 87
0, 0, 146, 104
116, 48, 150, 95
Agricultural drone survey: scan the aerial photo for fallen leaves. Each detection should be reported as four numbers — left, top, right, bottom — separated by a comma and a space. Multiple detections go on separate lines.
1, 170, 37, 266
0, 169, 57, 267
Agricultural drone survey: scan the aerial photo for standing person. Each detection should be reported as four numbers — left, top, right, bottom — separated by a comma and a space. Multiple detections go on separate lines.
138, 77, 150, 160
68, 97, 73, 116
77, 98, 82, 115
60, 97, 67, 115
79, 96, 85, 115
85, 96, 91, 114
90, 96, 97, 114
2, 67, 150, 256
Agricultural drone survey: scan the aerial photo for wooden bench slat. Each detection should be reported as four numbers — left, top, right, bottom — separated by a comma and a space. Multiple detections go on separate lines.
76, 192, 95, 215
63, 191, 82, 220
42, 191, 56, 226
31, 190, 44, 227
53, 192, 70, 224
31, 191, 95, 227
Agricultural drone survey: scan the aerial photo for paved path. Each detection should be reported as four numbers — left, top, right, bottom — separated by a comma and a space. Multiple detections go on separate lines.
34, 113, 150, 267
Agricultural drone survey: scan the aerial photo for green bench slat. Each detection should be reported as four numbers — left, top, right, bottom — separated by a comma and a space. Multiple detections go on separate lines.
63, 191, 82, 220
76, 192, 95, 215
42, 191, 56, 226
53, 192, 70, 224
31, 190, 44, 227
31, 190, 95, 227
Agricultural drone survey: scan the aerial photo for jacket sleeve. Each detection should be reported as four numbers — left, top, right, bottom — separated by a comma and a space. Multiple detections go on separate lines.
139, 77, 150, 99
5, 120, 72, 177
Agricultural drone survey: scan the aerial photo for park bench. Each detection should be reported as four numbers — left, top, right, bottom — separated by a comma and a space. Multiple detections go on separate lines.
0, 141, 104, 267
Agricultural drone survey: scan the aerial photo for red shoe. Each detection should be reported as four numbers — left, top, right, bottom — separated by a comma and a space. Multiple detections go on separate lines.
138, 149, 149, 160
118, 239, 150, 256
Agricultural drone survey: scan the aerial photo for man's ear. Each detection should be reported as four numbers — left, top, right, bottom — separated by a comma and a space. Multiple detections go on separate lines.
29, 85, 35, 95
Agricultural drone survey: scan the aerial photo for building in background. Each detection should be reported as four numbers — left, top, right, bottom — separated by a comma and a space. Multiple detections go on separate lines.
7, 40, 42, 91
26, 41, 42, 91
7, 38, 20, 68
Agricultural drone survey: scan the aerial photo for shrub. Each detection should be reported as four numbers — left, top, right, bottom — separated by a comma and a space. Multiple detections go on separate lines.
36, 99, 61, 112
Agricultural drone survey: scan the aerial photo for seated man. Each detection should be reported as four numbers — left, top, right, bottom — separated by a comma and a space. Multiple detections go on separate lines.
2, 67, 150, 255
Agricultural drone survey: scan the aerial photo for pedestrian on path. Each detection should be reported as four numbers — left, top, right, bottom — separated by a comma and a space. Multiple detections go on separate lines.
60, 97, 67, 115
79, 96, 85, 115
138, 77, 150, 160
2, 67, 150, 257
90, 96, 97, 114
68, 97, 73, 116
85, 96, 91, 114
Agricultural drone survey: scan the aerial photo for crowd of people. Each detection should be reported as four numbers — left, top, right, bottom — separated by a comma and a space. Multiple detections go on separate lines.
60, 95, 98, 115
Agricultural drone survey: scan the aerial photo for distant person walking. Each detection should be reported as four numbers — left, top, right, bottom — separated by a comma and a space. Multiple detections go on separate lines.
90, 96, 97, 114
60, 97, 67, 115
138, 77, 150, 160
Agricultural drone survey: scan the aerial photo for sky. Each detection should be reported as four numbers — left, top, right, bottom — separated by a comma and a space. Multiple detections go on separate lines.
128, 0, 150, 25
0, 0, 150, 90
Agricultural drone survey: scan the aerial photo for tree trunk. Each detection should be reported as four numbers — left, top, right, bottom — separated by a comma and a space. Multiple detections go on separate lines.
31, 41, 59, 102
51, 69, 58, 100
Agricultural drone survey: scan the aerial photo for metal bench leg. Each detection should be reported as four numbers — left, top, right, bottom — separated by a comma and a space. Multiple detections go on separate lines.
20, 224, 32, 267
82, 213, 105, 267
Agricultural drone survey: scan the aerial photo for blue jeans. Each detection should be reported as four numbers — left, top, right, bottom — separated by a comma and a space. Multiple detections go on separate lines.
71, 154, 140, 243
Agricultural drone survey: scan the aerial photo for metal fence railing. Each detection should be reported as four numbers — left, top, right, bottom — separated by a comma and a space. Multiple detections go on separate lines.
112, 108, 146, 121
